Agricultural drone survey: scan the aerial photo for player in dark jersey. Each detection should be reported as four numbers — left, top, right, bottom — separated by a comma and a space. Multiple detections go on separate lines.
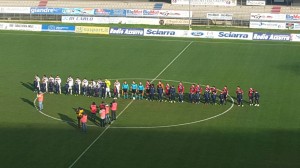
219, 91, 225, 105
149, 84, 155, 101
170, 85, 176, 103
236, 86, 244, 107
211, 86, 217, 105
254, 90, 260, 106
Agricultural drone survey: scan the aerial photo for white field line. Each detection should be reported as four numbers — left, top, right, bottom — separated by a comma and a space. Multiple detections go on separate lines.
67, 41, 193, 168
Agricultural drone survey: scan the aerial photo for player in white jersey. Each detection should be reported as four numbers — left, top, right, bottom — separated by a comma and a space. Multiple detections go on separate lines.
81, 78, 88, 96
55, 75, 62, 94
75, 77, 81, 95
34, 75, 41, 92
42, 75, 48, 92
114, 80, 120, 98
67, 76, 74, 95
48, 75, 55, 94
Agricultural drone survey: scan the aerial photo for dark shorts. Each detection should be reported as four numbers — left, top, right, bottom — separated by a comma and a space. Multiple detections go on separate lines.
132, 89, 136, 93
123, 89, 128, 93
139, 90, 143, 94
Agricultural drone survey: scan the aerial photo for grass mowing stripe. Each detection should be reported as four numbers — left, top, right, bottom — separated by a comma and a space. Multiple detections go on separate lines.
68, 41, 193, 168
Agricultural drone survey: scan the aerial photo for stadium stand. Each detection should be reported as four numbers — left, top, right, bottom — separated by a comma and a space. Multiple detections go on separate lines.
0, 0, 299, 20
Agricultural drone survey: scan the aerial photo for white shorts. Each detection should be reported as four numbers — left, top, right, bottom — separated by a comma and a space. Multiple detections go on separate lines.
106, 87, 110, 92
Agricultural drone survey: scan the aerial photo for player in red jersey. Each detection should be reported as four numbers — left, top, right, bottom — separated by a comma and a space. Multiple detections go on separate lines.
189, 84, 196, 103
248, 88, 254, 106
165, 83, 170, 102
195, 84, 202, 104
204, 85, 210, 104
145, 80, 150, 100
222, 86, 229, 105
177, 82, 184, 103
236, 86, 244, 107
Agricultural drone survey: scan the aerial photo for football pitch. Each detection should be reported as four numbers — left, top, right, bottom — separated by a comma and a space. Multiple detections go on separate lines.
0, 30, 299, 168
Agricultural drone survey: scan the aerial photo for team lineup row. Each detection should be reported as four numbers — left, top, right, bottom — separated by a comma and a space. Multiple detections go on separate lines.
33, 75, 260, 106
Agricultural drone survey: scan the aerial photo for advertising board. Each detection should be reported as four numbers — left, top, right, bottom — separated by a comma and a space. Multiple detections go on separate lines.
250, 13, 286, 21
143, 10, 191, 18
0, 23, 41, 31
109, 28, 144, 36
75, 26, 109, 34
144, 29, 188, 37
290, 34, 300, 42
214, 31, 253, 40
94, 9, 126, 16
171, 0, 237, 6
159, 19, 189, 25
250, 21, 286, 29
286, 23, 300, 30
187, 30, 214, 38
246, 0, 266, 6
253, 33, 291, 41
30, 8, 62, 15
286, 14, 300, 21
0, 7, 30, 14
62, 16, 161, 25
207, 13, 233, 20
42, 24, 75, 32
62, 8, 95, 15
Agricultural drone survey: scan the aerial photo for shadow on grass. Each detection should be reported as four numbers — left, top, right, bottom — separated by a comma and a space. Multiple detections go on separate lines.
57, 113, 78, 129
82, 107, 100, 126
20, 97, 35, 107
21, 82, 34, 91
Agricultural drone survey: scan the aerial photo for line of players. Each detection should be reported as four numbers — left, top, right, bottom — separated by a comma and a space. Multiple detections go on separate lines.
33, 75, 260, 106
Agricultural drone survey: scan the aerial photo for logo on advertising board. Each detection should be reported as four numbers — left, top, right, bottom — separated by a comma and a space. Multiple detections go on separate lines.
30, 8, 62, 14
75, 26, 109, 34
290, 34, 300, 42
143, 10, 160, 16
94, 9, 111, 16
62, 8, 95, 15
250, 13, 286, 21
286, 14, 300, 21
253, 33, 291, 41
42, 24, 75, 32
246, 0, 266, 6
145, 29, 176, 36
218, 32, 251, 39
109, 28, 144, 36
191, 31, 204, 36
126, 9, 143, 16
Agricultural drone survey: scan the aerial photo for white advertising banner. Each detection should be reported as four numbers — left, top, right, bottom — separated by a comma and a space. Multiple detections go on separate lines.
207, 13, 233, 20
0, 23, 42, 31
290, 34, 300, 42
131, 9, 192, 18
246, 0, 266, 6
144, 29, 189, 37
62, 16, 161, 25
0, 7, 30, 14
171, 0, 237, 6
250, 21, 287, 29
250, 13, 286, 21
213, 31, 253, 40
160, 19, 190, 25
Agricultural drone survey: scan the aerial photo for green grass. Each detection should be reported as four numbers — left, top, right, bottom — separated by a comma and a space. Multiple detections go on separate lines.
0, 30, 299, 168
